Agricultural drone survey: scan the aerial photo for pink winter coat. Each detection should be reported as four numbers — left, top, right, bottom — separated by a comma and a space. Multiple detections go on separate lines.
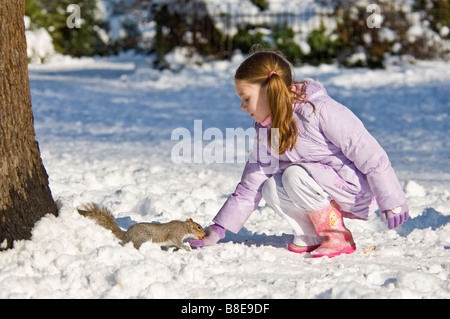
213, 79, 407, 233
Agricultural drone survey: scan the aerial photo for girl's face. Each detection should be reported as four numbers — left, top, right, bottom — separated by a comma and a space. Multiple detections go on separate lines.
235, 80, 270, 123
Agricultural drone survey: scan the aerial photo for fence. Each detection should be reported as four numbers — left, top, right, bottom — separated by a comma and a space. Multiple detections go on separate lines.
208, 6, 329, 58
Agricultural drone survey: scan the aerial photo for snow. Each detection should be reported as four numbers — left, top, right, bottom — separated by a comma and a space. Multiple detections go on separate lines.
25, 26, 55, 64
0, 52, 449, 299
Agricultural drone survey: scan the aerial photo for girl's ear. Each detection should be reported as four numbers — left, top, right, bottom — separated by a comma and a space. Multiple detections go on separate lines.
290, 85, 297, 94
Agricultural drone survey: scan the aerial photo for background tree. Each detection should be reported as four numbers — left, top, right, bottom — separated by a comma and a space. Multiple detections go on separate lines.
0, 0, 58, 250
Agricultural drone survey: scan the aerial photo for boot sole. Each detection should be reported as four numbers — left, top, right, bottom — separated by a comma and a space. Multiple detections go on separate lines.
288, 243, 321, 254
311, 244, 357, 258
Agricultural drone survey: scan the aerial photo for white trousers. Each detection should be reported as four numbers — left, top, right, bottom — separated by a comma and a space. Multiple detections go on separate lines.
262, 165, 331, 246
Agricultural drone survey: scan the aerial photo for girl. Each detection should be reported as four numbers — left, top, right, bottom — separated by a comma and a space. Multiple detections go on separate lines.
189, 49, 409, 258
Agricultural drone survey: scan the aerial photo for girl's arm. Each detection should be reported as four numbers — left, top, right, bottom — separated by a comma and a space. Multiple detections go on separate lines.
213, 125, 276, 233
318, 97, 407, 212
189, 159, 270, 248
212, 162, 267, 233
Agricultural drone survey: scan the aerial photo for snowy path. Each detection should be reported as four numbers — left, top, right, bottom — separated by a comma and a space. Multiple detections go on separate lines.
0, 55, 448, 298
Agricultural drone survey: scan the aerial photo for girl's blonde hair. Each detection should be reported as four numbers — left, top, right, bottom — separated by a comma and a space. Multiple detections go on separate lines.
235, 48, 312, 154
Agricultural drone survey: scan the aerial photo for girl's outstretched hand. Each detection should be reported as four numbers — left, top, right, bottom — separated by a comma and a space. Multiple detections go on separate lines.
188, 224, 226, 248
380, 204, 409, 229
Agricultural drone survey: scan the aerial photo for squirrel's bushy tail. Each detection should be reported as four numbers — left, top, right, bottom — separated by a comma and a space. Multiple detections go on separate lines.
77, 203, 126, 241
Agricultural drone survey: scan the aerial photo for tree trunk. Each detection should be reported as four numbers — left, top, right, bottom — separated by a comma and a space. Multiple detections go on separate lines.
0, 0, 58, 250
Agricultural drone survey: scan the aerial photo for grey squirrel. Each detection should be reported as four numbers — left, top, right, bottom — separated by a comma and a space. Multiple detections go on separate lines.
77, 203, 206, 251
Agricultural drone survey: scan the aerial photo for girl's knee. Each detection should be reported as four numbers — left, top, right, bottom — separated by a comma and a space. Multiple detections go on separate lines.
262, 177, 277, 204
282, 165, 310, 189
282, 165, 331, 210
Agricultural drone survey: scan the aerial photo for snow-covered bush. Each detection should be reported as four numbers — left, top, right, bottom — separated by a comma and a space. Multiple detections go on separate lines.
97, 0, 143, 55
25, 0, 143, 58
331, 0, 448, 67
24, 16, 55, 64
25, 0, 107, 57
150, 0, 224, 68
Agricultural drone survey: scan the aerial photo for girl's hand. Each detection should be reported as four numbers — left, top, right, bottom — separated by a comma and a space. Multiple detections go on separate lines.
188, 224, 226, 248
380, 204, 409, 229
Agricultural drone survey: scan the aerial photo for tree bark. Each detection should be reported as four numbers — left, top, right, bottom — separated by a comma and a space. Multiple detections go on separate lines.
0, 0, 58, 250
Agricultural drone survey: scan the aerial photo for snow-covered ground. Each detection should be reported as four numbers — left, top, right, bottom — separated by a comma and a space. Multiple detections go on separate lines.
0, 53, 449, 298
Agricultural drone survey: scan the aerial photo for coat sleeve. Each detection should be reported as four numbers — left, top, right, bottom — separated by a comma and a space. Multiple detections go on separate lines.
317, 97, 406, 211
212, 126, 277, 233
212, 162, 269, 233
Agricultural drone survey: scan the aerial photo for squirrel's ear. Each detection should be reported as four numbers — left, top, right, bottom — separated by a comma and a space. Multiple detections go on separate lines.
187, 218, 193, 224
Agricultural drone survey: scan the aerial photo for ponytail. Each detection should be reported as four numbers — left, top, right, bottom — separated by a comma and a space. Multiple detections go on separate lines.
265, 72, 298, 154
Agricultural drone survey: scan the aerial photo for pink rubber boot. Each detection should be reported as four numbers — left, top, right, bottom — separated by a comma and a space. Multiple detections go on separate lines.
307, 201, 356, 258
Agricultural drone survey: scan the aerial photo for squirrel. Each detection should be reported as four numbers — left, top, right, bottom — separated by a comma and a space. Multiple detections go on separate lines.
77, 203, 206, 251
